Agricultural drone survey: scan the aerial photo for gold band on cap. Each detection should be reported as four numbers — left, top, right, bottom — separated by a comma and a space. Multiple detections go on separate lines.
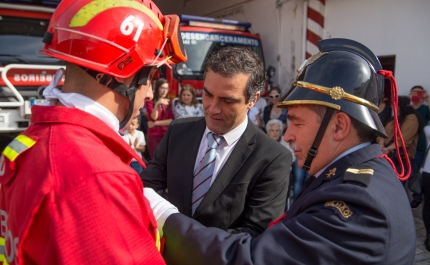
277, 100, 341, 110
293, 81, 379, 112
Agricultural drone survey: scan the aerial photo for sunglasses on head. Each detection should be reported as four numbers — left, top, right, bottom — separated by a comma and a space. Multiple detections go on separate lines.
269, 94, 280, 99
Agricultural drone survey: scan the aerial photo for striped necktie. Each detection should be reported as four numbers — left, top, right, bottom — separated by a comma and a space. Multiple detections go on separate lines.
192, 132, 225, 214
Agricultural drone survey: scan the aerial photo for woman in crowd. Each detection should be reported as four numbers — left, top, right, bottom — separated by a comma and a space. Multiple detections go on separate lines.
173, 84, 203, 119
263, 86, 288, 132
266, 119, 295, 206
378, 96, 392, 127
145, 78, 173, 159
266, 119, 292, 152
377, 95, 423, 174
421, 125, 430, 251
248, 106, 261, 128
409, 85, 430, 208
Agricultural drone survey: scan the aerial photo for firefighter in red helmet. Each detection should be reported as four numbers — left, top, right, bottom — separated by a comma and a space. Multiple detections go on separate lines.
0, 0, 186, 264
143, 38, 415, 265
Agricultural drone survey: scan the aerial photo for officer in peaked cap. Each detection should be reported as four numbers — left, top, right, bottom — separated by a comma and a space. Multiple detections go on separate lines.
143, 38, 416, 265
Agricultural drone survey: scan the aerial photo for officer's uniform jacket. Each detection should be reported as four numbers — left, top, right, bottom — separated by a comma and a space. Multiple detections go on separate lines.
161, 144, 416, 265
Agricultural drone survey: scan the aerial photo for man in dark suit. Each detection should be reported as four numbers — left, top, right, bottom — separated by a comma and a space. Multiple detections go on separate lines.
141, 46, 291, 237
144, 39, 416, 264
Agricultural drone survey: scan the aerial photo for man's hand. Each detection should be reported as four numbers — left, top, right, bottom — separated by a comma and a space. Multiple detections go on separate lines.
144, 188, 179, 237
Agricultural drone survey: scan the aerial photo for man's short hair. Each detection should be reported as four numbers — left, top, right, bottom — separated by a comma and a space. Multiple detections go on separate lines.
410, 85, 424, 91
305, 105, 375, 142
204, 46, 266, 103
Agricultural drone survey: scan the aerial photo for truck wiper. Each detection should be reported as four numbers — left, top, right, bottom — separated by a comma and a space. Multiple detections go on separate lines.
0, 54, 29, 64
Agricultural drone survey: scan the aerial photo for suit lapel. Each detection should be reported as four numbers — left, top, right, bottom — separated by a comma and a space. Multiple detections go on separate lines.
193, 120, 256, 218
182, 118, 207, 217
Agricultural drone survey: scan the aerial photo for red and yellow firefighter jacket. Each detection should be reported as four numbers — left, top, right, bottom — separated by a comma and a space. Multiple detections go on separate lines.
0, 105, 164, 265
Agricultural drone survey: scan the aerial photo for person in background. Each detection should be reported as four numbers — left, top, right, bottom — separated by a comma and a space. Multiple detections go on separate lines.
0, 0, 188, 263
146, 78, 173, 159
377, 96, 392, 127
291, 153, 310, 200
409, 85, 430, 208
263, 86, 287, 132
266, 119, 294, 207
266, 119, 294, 155
139, 107, 151, 162
173, 84, 203, 119
421, 125, 430, 251
377, 95, 423, 177
122, 116, 146, 174
144, 38, 416, 265
248, 106, 261, 127
253, 91, 267, 129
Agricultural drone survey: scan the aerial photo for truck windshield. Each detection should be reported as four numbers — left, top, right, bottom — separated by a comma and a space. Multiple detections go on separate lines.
179, 31, 264, 79
0, 15, 62, 65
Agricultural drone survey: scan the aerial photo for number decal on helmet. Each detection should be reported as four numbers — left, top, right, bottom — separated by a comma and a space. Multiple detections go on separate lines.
120, 15, 145, 42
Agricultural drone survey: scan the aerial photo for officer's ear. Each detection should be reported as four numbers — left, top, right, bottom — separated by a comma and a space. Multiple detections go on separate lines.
331, 112, 351, 141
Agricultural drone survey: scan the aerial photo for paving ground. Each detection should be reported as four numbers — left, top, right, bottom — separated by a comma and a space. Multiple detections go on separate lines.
413, 202, 430, 264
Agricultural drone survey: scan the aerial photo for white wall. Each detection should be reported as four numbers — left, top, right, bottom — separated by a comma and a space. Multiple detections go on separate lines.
324, 0, 430, 96
154, 0, 306, 94
153, 0, 430, 96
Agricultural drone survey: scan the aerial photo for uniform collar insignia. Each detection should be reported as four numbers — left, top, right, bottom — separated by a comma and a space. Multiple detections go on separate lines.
326, 167, 336, 178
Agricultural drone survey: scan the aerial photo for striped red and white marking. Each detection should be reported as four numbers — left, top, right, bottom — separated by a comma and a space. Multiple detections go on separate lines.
306, 0, 325, 59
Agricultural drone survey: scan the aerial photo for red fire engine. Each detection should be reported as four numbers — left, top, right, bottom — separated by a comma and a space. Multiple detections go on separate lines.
0, 0, 63, 147
162, 14, 267, 99
0, 2, 268, 149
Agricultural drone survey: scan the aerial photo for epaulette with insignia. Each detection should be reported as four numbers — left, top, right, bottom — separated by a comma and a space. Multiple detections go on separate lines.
343, 165, 374, 187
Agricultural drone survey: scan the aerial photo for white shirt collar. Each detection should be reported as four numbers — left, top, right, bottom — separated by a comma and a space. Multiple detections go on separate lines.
40, 69, 120, 134
204, 117, 248, 146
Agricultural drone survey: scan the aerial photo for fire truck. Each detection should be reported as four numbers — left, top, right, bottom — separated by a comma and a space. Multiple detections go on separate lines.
0, 2, 267, 148
163, 14, 267, 99
0, 0, 63, 148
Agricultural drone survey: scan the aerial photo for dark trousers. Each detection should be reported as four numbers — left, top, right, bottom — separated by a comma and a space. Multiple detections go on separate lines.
422, 171, 430, 234
412, 150, 426, 200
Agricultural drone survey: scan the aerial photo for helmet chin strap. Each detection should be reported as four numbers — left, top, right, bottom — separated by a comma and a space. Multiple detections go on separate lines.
302, 108, 335, 171
82, 67, 142, 130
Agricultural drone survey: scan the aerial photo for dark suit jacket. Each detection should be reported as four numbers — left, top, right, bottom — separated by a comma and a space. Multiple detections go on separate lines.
141, 117, 291, 237
161, 144, 416, 265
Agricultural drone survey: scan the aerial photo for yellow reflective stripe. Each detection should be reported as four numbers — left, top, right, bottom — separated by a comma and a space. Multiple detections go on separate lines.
70, 0, 163, 30
0, 237, 7, 265
2, 147, 18, 162
0, 255, 7, 265
155, 230, 161, 252
0, 255, 8, 265
2, 135, 36, 162
15, 134, 36, 148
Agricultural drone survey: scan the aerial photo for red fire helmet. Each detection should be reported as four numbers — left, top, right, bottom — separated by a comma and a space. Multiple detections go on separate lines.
41, 0, 187, 79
